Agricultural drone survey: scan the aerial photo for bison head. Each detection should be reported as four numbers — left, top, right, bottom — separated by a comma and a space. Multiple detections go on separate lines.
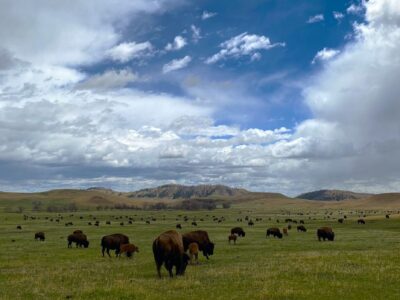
177, 253, 190, 276
203, 242, 214, 259
328, 232, 335, 241
82, 240, 89, 248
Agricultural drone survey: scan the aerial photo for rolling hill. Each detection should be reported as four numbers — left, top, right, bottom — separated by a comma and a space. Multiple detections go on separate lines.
296, 189, 373, 201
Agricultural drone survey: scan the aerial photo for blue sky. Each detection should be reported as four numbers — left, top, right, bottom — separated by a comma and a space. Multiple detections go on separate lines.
0, 0, 399, 195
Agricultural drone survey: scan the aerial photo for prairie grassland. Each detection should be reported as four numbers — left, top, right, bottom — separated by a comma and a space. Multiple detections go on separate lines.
1, 207, 400, 300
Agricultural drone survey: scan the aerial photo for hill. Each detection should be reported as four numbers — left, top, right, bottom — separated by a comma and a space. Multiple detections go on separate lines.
126, 184, 250, 199
296, 189, 373, 201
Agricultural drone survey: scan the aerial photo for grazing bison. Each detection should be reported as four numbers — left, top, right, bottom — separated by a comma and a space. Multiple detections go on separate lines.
16, 225, 22, 230
67, 233, 89, 248
176, 224, 182, 229
299, 220, 305, 224
191, 221, 197, 227
283, 228, 288, 236
386, 214, 390, 219
34, 232, 45, 241
230, 227, 246, 237
152, 230, 189, 278
228, 234, 237, 244
119, 243, 139, 258
357, 219, 365, 224
188, 242, 199, 265
266, 228, 283, 239
338, 218, 344, 224
297, 225, 307, 232
182, 230, 214, 259
317, 227, 335, 241
101, 233, 129, 257
248, 220, 254, 226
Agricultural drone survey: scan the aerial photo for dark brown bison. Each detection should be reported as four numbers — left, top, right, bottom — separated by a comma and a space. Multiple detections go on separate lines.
228, 234, 237, 244
182, 230, 214, 259
191, 221, 197, 226
188, 242, 199, 265
152, 230, 189, 278
16, 225, 22, 230
357, 219, 365, 224
297, 225, 307, 232
266, 228, 283, 238
101, 233, 129, 257
386, 214, 390, 219
338, 218, 344, 223
176, 224, 182, 229
248, 220, 254, 226
34, 232, 45, 241
230, 227, 245, 237
317, 227, 335, 241
67, 233, 89, 248
119, 243, 139, 258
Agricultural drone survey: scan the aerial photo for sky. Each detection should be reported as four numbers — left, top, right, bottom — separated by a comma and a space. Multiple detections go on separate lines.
0, 0, 399, 196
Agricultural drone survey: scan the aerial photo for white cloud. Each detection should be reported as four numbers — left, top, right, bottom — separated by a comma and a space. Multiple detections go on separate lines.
0, 0, 171, 65
165, 36, 187, 51
347, 4, 364, 15
107, 41, 153, 63
312, 48, 340, 64
162, 56, 192, 73
76, 69, 139, 91
201, 11, 217, 20
333, 11, 345, 20
307, 14, 324, 23
205, 33, 285, 64
191, 25, 201, 42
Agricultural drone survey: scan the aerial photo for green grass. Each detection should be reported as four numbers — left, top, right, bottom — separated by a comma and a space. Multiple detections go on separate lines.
1, 208, 399, 299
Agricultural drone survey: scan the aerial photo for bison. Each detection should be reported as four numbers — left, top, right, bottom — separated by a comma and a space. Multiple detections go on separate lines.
101, 233, 129, 257
248, 220, 254, 226
67, 233, 89, 248
317, 227, 335, 241
357, 219, 365, 224
266, 228, 283, 239
188, 242, 199, 265
338, 218, 344, 224
182, 230, 214, 260
230, 227, 245, 237
228, 234, 237, 244
152, 230, 189, 278
34, 232, 45, 241
119, 243, 139, 258
297, 225, 307, 232
267, 228, 283, 238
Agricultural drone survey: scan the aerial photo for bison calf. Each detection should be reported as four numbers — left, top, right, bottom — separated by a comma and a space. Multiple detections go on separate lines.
119, 243, 139, 258
228, 234, 237, 244
188, 242, 199, 265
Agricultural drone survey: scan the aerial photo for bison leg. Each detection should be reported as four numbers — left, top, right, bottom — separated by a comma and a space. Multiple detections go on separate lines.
106, 248, 111, 258
165, 259, 174, 277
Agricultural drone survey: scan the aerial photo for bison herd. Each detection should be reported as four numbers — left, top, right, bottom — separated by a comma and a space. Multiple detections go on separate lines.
21, 209, 397, 279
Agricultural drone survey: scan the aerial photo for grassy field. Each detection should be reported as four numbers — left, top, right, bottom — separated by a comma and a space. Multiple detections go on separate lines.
1, 206, 400, 300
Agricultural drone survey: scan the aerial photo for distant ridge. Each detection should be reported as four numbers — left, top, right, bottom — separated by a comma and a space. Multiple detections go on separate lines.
296, 189, 373, 201
127, 184, 249, 199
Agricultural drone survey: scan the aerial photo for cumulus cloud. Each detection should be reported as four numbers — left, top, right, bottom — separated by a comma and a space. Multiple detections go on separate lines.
307, 14, 324, 23
162, 56, 192, 73
205, 33, 285, 64
347, 4, 364, 15
165, 36, 187, 51
107, 41, 153, 63
311, 48, 340, 64
0, 0, 169, 65
201, 11, 217, 20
